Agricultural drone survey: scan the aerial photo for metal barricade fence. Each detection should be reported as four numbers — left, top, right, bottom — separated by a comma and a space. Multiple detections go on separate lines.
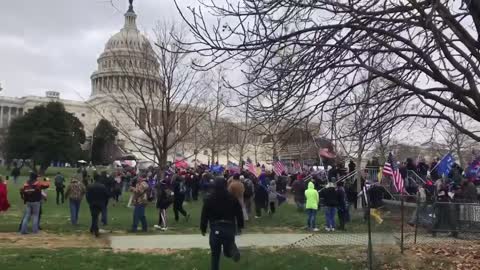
431, 201, 480, 234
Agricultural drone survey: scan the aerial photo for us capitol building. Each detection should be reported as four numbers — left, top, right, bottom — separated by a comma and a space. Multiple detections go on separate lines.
0, 2, 325, 166
0, 2, 277, 164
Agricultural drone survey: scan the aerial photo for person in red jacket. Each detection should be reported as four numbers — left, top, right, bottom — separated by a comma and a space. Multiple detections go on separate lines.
0, 176, 10, 212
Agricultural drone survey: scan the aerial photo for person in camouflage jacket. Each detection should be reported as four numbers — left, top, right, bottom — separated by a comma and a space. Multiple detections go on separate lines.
65, 178, 86, 225
130, 177, 149, 232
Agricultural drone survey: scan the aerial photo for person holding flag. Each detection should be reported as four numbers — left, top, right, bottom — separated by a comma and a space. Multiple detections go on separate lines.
383, 152, 404, 194
435, 152, 455, 180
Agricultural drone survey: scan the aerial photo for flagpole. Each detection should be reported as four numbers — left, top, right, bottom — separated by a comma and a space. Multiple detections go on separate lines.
310, 133, 323, 167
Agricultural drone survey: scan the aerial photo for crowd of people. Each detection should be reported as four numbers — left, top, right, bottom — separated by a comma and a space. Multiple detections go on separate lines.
0, 161, 363, 236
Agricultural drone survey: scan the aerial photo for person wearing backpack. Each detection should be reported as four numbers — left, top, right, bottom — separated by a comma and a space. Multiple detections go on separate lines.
54, 172, 66, 205
154, 180, 173, 231
65, 177, 86, 225
173, 175, 190, 222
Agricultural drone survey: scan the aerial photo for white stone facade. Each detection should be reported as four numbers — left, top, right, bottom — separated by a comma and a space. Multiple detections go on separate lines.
0, 2, 276, 165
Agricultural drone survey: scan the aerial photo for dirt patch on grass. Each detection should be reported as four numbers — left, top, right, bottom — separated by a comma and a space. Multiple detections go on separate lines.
112, 248, 182, 255
0, 232, 110, 249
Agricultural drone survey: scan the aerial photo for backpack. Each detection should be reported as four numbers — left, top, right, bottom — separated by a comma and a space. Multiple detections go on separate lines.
55, 175, 64, 188
243, 179, 254, 198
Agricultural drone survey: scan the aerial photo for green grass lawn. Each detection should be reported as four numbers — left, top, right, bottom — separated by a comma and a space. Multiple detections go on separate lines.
0, 167, 373, 234
0, 248, 361, 270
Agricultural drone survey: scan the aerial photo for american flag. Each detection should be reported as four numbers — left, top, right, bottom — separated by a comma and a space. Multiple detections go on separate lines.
383, 152, 404, 193
273, 161, 286, 176
227, 161, 240, 173
293, 161, 303, 173
246, 159, 257, 176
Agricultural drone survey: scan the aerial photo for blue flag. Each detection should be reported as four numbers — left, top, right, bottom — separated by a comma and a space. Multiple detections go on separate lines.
437, 153, 455, 176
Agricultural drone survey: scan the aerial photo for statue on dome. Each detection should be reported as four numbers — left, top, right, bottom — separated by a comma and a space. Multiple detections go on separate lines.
129, 0, 133, 6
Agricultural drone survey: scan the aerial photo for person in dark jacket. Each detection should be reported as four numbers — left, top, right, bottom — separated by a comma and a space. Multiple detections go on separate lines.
100, 171, 113, 225
277, 173, 288, 194
430, 158, 440, 181
192, 173, 200, 201
336, 181, 348, 230
19, 177, 44, 234
86, 178, 109, 237
253, 179, 268, 218
328, 166, 338, 182
291, 176, 306, 211
367, 183, 385, 224
348, 160, 356, 174
432, 183, 458, 237
54, 172, 65, 205
154, 180, 173, 231
416, 159, 429, 181
11, 164, 21, 185
320, 182, 339, 231
201, 177, 244, 270
173, 175, 190, 222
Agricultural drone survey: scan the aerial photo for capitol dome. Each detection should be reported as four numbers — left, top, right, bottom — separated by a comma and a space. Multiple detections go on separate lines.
90, 2, 161, 97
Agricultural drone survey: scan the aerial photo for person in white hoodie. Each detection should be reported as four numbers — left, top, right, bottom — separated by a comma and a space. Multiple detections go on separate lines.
268, 180, 278, 215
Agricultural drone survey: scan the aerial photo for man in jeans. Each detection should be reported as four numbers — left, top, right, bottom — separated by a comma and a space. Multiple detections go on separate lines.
130, 176, 149, 232
65, 178, 86, 225
20, 178, 43, 234
320, 182, 339, 231
86, 177, 109, 237
304, 181, 319, 231
201, 177, 244, 270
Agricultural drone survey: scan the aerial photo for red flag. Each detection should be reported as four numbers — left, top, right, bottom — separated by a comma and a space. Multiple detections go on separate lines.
319, 148, 336, 159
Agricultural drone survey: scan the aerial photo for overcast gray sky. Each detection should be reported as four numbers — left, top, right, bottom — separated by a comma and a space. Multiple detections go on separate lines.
0, 0, 192, 101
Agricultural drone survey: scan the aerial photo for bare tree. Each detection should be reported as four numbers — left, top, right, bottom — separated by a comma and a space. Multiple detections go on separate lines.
328, 75, 402, 195
195, 67, 230, 164
91, 21, 210, 172
175, 0, 480, 142
437, 113, 478, 167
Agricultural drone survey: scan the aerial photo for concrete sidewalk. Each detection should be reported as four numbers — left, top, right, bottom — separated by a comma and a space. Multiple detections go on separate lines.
110, 233, 311, 250
110, 232, 465, 250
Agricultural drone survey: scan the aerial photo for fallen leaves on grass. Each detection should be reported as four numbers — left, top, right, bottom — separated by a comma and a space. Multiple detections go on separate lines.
406, 242, 480, 270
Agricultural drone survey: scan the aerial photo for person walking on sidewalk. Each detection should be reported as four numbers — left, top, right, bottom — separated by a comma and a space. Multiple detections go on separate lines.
65, 178, 86, 225
86, 178, 109, 237
304, 181, 319, 231
130, 176, 149, 232
201, 176, 244, 270
173, 175, 190, 222
54, 172, 66, 205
